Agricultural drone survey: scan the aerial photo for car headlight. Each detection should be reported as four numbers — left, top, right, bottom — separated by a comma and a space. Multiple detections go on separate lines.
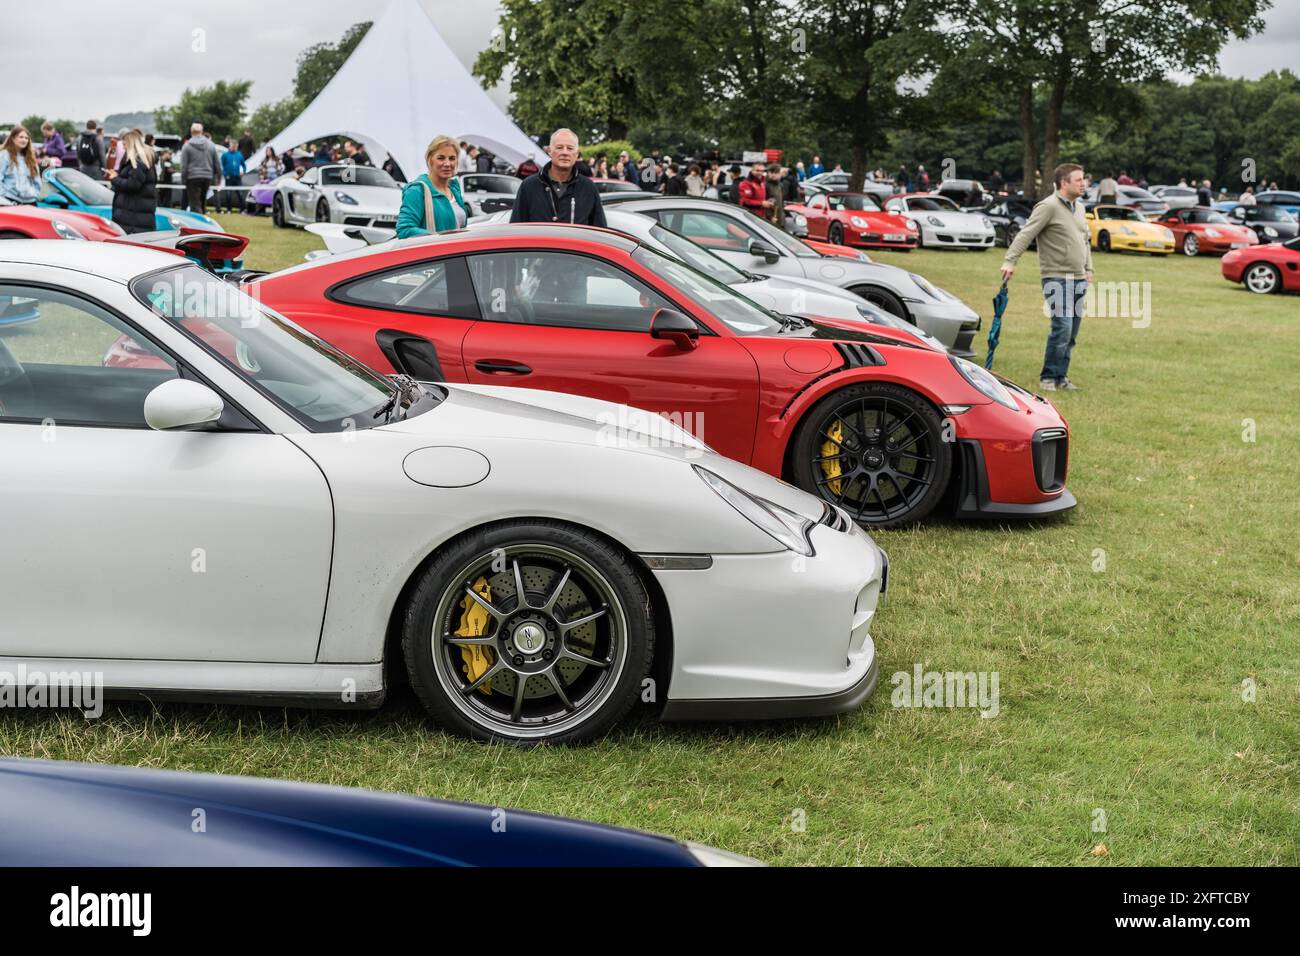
908, 272, 952, 302
794, 214, 807, 229
850, 216, 869, 229
1119, 225, 1136, 235
693, 465, 815, 556
166, 216, 184, 229
334, 191, 359, 205
1161, 227, 1174, 240
949, 356, 1018, 410
51, 220, 85, 240
982, 217, 993, 229
1263, 226, 1278, 238
1205, 227, 1221, 238
926, 215, 944, 227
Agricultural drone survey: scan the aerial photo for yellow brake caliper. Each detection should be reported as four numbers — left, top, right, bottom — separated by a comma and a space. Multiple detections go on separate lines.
457, 576, 496, 695
820, 419, 845, 496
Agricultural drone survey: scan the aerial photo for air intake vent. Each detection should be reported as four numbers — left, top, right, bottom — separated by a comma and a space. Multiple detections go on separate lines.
835, 342, 885, 369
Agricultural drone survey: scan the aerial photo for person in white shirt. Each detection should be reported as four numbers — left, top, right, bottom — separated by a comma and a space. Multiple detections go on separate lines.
457, 142, 474, 174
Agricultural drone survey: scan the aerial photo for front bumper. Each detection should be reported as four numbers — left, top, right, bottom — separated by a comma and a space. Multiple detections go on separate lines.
1111, 234, 1173, 254
949, 394, 1077, 519
332, 205, 399, 229
910, 299, 981, 358
848, 228, 918, 250
923, 226, 996, 248
652, 521, 884, 719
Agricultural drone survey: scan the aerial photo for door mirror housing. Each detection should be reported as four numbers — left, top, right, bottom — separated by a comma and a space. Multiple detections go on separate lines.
144, 379, 224, 431
748, 239, 779, 264
649, 308, 699, 350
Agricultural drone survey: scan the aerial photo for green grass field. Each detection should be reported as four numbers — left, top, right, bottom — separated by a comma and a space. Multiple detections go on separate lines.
2, 213, 1296, 865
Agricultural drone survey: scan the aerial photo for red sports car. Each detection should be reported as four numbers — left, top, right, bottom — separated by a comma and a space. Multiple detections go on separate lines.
236, 225, 1074, 528
0, 204, 125, 242
1221, 235, 1300, 294
1158, 206, 1258, 256
790, 191, 918, 250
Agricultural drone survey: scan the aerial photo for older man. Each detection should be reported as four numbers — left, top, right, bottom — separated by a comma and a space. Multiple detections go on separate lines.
1001, 163, 1094, 392
510, 128, 606, 227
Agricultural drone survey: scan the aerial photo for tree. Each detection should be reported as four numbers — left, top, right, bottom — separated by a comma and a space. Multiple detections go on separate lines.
801, 0, 940, 189
20, 115, 78, 139
247, 96, 305, 145
154, 80, 252, 140
294, 22, 372, 105
476, 0, 649, 142
935, 0, 1268, 198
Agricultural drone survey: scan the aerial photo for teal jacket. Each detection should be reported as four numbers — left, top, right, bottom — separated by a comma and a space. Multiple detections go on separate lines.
396, 174, 470, 238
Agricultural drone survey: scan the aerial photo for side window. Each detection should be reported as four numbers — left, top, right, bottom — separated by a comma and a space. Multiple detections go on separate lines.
461, 176, 482, 193
886, 199, 903, 213
0, 285, 177, 426
667, 211, 761, 251
810, 195, 827, 209
333, 256, 479, 318
466, 252, 673, 332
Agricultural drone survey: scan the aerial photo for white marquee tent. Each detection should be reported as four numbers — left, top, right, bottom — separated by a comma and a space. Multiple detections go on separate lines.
265, 0, 539, 178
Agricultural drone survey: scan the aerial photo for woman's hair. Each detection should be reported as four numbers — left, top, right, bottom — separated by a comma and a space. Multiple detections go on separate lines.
121, 128, 155, 170
424, 134, 459, 172
3, 126, 40, 178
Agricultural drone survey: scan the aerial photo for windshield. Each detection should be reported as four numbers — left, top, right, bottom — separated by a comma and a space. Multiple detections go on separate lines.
320, 167, 397, 188
630, 246, 786, 335
53, 169, 114, 205
907, 196, 957, 212
130, 265, 398, 431
828, 193, 882, 212
1098, 207, 1143, 222
646, 223, 748, 284
1123, 187, 1157, 200
1252, 205, 1296, 222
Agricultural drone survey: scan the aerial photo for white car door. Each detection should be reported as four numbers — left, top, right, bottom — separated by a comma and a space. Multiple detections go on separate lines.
653, 207, 805, 278
0, 281, 333, 663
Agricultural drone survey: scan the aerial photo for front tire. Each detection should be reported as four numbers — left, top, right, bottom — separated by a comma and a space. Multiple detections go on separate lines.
271, 194, 286, 228
851, 285, 909, 322
792, 382, 952, 529
828, 222, 845, 245
402, 520, 654, 745
315, 198, 331, 223
1182, 233, 1199, 256
1243, 262, 1280, 294
1098, 230, 1111, 252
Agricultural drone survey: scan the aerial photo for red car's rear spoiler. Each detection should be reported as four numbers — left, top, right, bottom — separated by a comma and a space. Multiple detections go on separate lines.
106, 227, 250, 270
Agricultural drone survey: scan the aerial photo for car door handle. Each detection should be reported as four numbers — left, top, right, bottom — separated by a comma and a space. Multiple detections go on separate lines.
474, 359, 532, 375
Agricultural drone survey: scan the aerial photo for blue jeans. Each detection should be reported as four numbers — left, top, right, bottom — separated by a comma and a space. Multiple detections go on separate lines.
1040, 277, 1087, 382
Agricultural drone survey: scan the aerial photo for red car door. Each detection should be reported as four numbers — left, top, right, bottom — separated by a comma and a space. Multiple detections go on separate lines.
459, 249, 762, 464
802, 194, 831, 240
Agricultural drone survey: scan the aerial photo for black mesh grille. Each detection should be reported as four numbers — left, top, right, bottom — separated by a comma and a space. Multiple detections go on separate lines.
1032, 428, 1068, 493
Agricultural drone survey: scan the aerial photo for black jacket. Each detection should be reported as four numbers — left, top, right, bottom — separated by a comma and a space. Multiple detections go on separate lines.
111, 159, 158, 234
510, 162, 607, 227
664, 174, 688, 196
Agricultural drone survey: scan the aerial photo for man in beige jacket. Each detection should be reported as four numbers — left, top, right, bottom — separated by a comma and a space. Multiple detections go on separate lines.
1001, 163, 1093, 391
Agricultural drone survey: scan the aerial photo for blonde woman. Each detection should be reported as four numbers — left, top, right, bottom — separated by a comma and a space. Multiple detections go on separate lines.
396, 135, 471, 238
0, 126, 42, 204
107, 129, 158, 233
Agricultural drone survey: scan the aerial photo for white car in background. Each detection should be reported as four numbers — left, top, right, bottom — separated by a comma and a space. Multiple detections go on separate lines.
1150, 185, 1199, 210
614, 197, 983, 357
457, 172, 521, 218
0, 241, 885, 745
883, 194, 996, 250
273, 164, 401, 230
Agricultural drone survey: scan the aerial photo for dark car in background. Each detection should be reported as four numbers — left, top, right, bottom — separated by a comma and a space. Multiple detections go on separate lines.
1221, 202, 1299, 243
978, 197, 1035, 247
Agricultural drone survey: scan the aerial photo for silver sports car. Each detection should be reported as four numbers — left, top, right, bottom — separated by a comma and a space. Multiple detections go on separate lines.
272, 164, 402, 230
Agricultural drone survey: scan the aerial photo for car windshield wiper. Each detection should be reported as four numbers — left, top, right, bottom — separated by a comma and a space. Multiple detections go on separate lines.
373, 374, 421, 422
777, 314, 812, 334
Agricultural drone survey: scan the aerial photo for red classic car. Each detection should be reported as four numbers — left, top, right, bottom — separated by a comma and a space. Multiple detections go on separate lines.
1158, 206, 1259, 256
1221, 235, 1300, 294
789, 191, 918, 250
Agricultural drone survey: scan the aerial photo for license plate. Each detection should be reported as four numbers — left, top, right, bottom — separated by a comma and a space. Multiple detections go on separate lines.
885, 234, 905, 242
960, 235, 980, 241
1144, 240, 1165, 248
1230, 242, 1246, 248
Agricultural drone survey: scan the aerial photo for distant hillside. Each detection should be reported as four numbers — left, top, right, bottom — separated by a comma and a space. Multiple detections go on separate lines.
102, 111, 155, 133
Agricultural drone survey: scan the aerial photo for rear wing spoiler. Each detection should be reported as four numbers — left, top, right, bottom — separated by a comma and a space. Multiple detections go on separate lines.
106, 227, 250, 271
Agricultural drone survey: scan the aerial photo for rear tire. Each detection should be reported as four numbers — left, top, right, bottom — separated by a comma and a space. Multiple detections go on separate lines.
402, 520, 654, 745
791, 382, 952, 529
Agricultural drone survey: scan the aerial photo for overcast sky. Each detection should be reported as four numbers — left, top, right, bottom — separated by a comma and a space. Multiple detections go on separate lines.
1, 0, 1295, 123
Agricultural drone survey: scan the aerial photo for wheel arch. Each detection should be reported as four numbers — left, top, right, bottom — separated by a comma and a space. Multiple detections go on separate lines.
381, 515, 673, 709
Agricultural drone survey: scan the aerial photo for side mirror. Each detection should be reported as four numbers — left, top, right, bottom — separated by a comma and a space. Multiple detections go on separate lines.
1084, 211, 1094, 220
649, 308, 699, 351
748, 240, 779, 264
144, 379, 224, 431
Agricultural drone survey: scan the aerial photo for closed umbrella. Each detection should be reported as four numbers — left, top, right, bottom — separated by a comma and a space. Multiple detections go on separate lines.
985, 281, 1009, 369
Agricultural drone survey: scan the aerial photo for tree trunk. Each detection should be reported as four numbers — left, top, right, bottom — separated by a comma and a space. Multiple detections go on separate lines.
1019, 82, 1039, 200
608, 119, 628, 141
1039, 72, 1068, 197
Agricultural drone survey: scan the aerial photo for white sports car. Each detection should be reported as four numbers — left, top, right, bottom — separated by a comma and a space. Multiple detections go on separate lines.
273, 164, 401, 230
883, 195, 996, 250
0, 241, 885, 745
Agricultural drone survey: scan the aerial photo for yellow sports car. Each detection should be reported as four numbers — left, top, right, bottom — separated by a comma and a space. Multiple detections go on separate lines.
1087, 204, 1175, 254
